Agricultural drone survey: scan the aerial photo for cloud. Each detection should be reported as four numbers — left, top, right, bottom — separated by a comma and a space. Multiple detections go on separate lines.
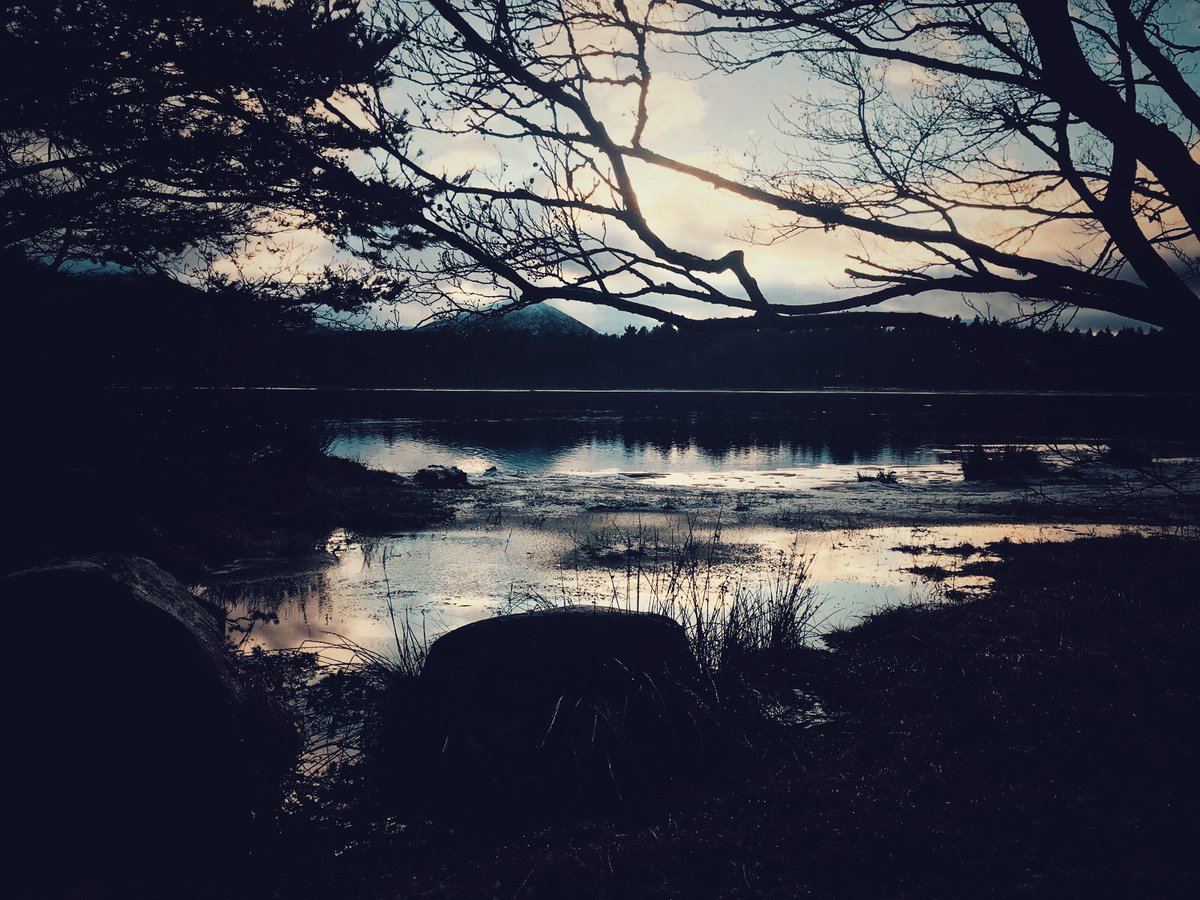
425, 137, 508, 181
589, 73, 709, 147
210, 227, 336, 282
642, 75, 710, 142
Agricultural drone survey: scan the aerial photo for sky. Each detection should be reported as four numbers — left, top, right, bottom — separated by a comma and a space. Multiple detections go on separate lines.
217, 2, 1197, 334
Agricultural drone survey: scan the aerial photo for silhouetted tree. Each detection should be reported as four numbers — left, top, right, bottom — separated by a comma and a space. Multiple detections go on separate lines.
666, 0, 1200, 328
1, 0, 425, 294
314, 1, 1200, 331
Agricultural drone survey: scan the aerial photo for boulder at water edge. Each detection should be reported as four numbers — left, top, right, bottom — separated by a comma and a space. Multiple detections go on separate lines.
376, 607, 724, 822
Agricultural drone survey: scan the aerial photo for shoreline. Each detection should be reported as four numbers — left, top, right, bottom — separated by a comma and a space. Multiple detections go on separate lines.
105, 384, 1200, 398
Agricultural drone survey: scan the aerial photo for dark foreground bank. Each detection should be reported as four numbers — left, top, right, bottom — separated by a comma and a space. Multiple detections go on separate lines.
6, 515, 1197, 898
237, 533, 1195, 900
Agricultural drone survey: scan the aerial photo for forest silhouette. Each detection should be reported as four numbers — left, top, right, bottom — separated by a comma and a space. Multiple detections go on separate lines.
10, 261, 1191, 392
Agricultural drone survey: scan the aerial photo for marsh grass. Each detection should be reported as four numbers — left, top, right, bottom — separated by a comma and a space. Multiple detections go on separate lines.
235, 546, 435, 781
306, 520, 831, 832
271, 520, 826, 791
856, 468, 898, 484
506, 517, 827, 690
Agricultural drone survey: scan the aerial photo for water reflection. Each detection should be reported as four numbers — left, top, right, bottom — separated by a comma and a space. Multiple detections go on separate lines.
324, 389, 1200, 479
210, 570, 334, 647
190, 391, 1195, 661
328, 416, 943, 476
207, 520, 1144, 662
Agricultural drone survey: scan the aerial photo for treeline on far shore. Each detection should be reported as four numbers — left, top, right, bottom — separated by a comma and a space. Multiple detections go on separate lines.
9, 266, 1194, 392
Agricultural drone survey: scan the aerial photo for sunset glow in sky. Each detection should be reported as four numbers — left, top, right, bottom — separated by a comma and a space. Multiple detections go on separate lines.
215, 1, 1199, 333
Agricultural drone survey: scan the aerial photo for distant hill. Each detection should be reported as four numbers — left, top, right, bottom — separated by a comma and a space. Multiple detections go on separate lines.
418, 303, 597, 337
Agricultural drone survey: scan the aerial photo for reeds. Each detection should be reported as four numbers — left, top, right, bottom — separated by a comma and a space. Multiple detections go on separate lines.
267, 522, 825, 782
517, 517, 826, 686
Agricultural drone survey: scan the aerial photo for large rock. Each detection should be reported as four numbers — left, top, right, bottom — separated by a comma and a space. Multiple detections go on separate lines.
2, 556, 295, 896
422, 605, 701, 694
412, 464, 471, 488
379, 607, 723, 821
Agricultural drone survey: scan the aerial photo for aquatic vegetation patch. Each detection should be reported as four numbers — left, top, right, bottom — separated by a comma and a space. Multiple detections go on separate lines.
959, 445, 1048, 481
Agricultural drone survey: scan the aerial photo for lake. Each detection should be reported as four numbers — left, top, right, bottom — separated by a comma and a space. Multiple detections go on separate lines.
192, 389, 1199, 660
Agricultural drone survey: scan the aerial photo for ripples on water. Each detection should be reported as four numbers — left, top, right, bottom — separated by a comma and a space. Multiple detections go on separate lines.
197, 390, 1195, 660
204, 521, 1148, 663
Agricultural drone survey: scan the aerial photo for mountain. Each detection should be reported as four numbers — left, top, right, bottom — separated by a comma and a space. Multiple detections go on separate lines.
418, 303, 597, 337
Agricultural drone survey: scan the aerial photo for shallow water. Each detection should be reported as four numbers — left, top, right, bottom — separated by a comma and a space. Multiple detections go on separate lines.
196, 390, 1195, 660
204, 519, 1146, 663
